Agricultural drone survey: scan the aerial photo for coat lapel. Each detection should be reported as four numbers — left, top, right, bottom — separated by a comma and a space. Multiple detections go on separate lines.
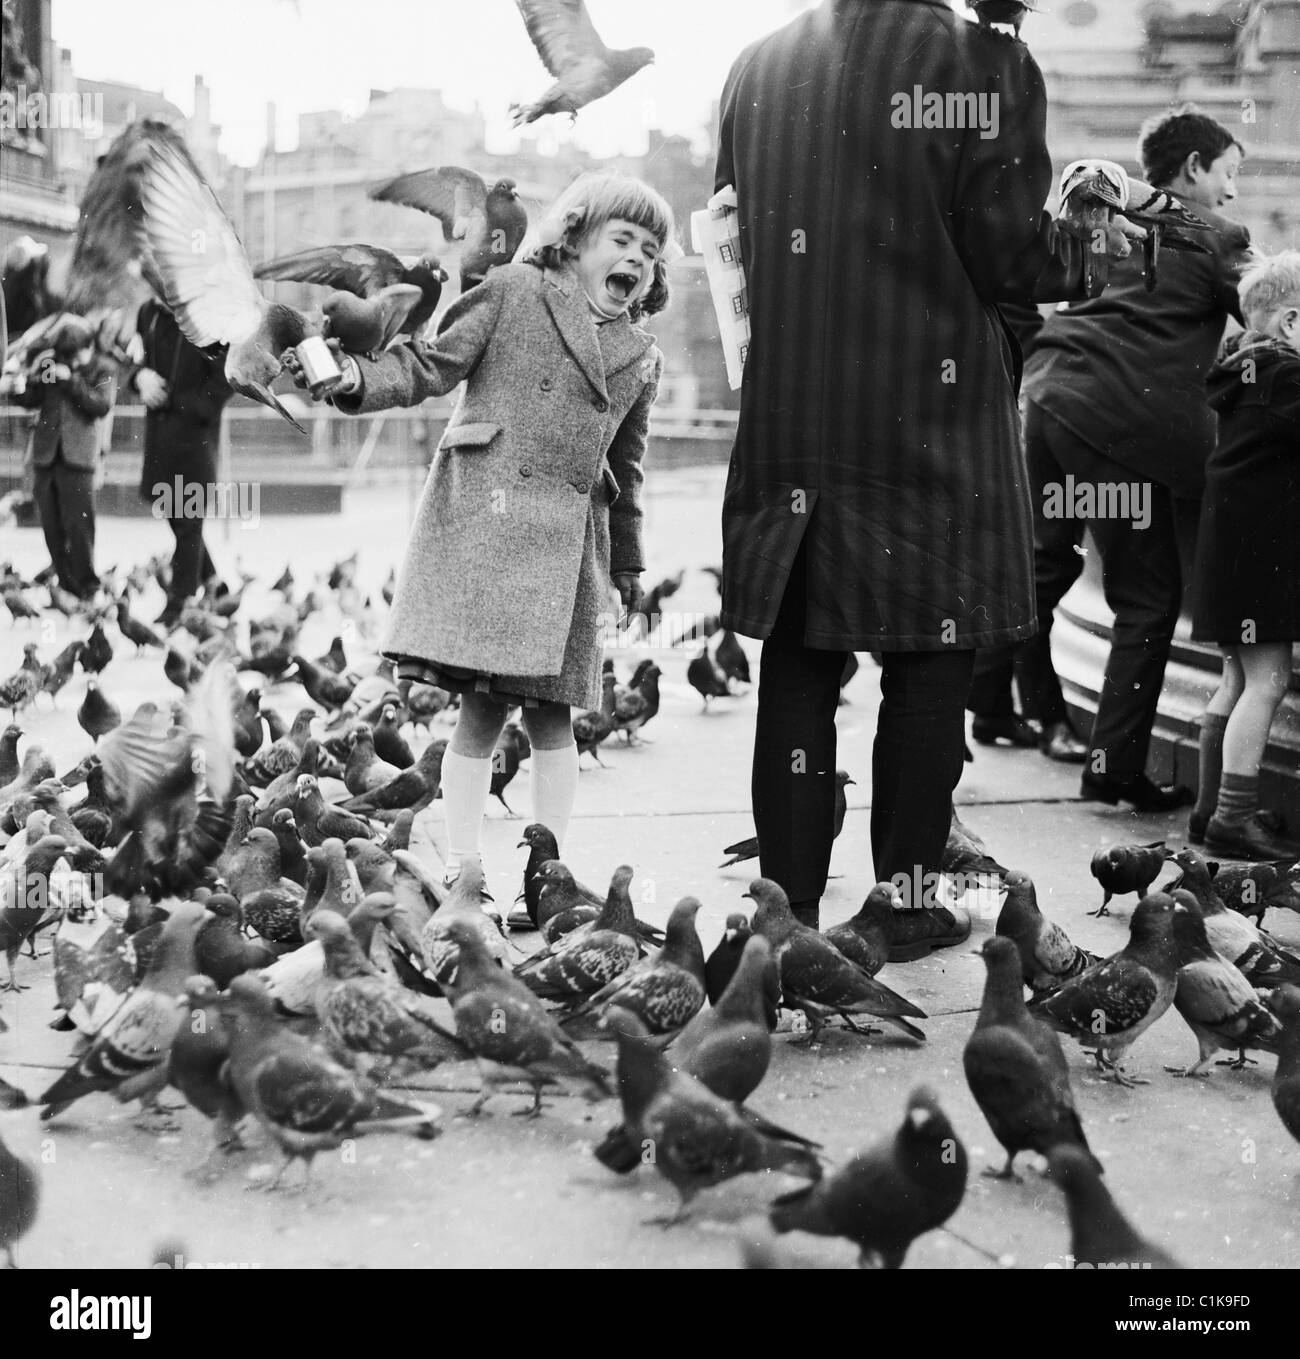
597, 315, 654, 382
543, 268, 609, 400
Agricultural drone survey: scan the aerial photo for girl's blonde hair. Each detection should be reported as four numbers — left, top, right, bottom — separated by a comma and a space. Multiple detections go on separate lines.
1239, 250, 1300, 330
525, 171, 675, 320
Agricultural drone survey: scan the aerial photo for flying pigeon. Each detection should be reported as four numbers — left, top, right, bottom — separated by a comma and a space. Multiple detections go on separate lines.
511, 0, 654, 126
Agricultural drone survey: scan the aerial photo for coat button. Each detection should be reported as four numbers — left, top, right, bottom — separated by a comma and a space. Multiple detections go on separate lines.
540, 377, 553, 391
574, 481, 590, 495
592, 397, 608, 412
519, 465, 532, 477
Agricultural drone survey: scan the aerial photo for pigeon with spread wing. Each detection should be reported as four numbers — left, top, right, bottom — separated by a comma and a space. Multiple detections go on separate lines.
511, 0, 654, 126
135, 132, 325, 431
369, 166, 528, 294
99, 662, 238, 900
254, 243, 445, 354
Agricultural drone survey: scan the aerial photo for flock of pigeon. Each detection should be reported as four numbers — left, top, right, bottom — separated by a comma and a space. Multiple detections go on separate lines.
1, 538, 1299, 1271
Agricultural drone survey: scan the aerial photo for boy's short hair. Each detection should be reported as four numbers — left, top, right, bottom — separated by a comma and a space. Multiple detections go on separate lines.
1138, 107, 1243, 186
1238, 251, 1300, 329
52, 315, 95, 359
525, 171, 676, 320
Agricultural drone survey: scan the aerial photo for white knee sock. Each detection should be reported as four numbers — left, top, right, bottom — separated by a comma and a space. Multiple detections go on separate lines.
440, 748, 493, 880
530, 742, 580, 852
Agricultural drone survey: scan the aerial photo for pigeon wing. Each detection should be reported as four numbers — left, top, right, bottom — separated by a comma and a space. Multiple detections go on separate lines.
369, 167, 486, 243
515, 0, 607, 77
254, 243, 405, 297
136, 136, 264, 348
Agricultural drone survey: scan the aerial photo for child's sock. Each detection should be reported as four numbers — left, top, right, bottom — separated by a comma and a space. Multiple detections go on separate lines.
1213, 771, 1259, 829
530, 742, 579, 851
440, 749, 493, 881
1193, 712, 1228, 824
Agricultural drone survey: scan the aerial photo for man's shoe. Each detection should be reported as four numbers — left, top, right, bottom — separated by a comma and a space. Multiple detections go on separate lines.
1079, 772, 1194, 812
791, 900, 820, 930
887, 901, 971, 963
154, 599, 183, 629
1204, 814, 1300, 863
971, 714, 1040, 748
1040, 720, 1087, 764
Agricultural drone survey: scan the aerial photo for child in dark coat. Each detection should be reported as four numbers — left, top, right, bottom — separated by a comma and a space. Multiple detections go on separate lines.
1191, 252, 1300, 858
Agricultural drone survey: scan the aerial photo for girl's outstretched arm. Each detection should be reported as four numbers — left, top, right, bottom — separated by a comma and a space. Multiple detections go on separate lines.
333, 268, 509, 414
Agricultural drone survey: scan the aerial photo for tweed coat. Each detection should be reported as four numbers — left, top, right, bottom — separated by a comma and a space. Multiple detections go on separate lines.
715, 0, 1096, 651
16, 353, 115, 470
134, 298, 233, 496
338, 262, 662, 709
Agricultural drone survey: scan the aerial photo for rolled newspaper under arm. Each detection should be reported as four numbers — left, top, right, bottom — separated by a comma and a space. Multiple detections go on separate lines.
690, 186, 749, 391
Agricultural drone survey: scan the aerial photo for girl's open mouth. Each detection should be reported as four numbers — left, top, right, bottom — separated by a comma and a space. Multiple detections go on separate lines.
604, 271, 639, 302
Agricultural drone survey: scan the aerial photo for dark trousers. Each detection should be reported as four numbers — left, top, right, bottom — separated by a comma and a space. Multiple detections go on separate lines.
166, 515, 216, 601
752, 544, 974, 906
969, 402, 1084, 727
32, 453, 98, 598
976, 404, 1197, 777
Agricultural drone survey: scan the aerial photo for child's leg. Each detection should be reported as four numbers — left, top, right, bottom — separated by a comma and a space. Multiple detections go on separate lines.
1213, 641, 1291, 829
1191, 650, 1243, 829
520, 702, 579, 852
442, 691, 509, 881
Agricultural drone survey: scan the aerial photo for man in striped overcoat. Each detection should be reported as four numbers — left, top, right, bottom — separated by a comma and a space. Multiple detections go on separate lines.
715, 0, 1135, 924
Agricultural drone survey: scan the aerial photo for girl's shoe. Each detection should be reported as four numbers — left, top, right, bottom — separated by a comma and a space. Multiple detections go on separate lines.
1204, 814, 1299, 863
1190, 807, 1284, 846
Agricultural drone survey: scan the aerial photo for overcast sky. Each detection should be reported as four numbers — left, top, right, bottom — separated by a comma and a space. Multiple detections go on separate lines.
57, 0, 950, 163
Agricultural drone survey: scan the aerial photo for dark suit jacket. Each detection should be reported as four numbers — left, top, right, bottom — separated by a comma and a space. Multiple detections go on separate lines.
1022, 205, 1254, 498
16, 353, 115, 470
134, 299, 232, 495
715, 0, 1095, 650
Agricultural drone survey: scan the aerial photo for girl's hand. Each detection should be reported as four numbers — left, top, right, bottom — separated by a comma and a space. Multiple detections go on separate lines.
135, 367, 170, 409
614, 572, 644, 628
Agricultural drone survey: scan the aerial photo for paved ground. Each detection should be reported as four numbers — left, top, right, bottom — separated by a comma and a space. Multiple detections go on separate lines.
1, 470, 1298, 1269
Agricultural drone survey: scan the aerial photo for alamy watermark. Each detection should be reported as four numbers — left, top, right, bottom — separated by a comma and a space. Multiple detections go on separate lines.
1042, 476, 1151, 531
1, 85, 104, 138
152, 478, 261, 528
891, 86, 999, 140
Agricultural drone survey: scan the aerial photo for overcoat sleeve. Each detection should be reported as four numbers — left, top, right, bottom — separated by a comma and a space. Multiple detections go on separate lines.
605, 349, 662, 576
950, 52, 1090, 305
335, 268, 508, 414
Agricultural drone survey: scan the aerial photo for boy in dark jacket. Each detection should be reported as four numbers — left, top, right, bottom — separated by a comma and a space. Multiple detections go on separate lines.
1190, 253, 1300, 859
11, 316, 114, 600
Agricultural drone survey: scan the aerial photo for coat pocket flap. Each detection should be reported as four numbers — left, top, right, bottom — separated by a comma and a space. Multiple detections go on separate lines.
440, 422, 502, 450
601, 463, 621, 500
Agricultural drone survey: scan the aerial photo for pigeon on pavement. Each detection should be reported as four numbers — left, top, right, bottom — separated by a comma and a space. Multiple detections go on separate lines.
1089, 842, 1170, 917
1030, 893, 1182, 1086
996, 869, 1099, 999
439, 916, 610, 1117
1170, 851, 1300, 987
705, 912, 780, 1030
0, 1129, 39, 1267
39, 901, 210, 1124
1047, 1146, 1183, 1268
1269, 985, 1300, 1148
769, 1087, 967, 1268
823, 883, 898, 978
559, 896, 706, 1035
964, 937, 1100, 1179
221, 975, 439, 1190
601, 1006, 820, 1224
747, 879, 926, 1043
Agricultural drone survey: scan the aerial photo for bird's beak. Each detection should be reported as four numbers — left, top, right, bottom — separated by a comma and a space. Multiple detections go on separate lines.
724, 928, 737, 942
516, 839, 529, 849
